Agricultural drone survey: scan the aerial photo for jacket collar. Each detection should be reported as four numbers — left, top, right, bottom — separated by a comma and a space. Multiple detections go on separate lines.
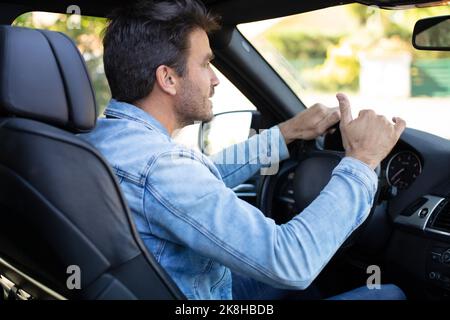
104, 99, 170, 138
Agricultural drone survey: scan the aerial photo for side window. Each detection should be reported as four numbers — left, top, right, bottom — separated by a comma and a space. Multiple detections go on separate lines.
210, 67, 256, 115
13, 12, 257, 153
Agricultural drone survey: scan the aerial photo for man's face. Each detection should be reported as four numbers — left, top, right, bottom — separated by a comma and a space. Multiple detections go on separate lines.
174, 28, 220, 126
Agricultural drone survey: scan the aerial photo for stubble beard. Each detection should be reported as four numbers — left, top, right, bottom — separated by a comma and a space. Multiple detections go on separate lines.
175, 81, 214, 128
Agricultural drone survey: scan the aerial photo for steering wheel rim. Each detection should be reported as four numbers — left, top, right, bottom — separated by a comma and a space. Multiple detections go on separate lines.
258, 138, 381, 251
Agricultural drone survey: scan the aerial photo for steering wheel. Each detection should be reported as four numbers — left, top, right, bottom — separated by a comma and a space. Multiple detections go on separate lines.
258, 125, 381, 250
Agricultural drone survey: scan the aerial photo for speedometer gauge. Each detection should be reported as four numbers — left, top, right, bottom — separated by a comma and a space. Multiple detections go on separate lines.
386, 151, 422, 190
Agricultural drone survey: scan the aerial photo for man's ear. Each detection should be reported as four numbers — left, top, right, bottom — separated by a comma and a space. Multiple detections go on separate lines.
155, 65, 178, 96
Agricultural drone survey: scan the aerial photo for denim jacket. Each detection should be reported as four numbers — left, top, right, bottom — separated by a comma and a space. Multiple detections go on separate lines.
81, 99, 378, 300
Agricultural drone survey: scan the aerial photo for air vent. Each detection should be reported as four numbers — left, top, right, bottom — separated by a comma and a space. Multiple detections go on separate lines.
429, 200, 450, 233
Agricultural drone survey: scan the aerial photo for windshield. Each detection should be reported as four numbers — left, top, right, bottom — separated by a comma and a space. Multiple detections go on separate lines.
238, 4, 450, 139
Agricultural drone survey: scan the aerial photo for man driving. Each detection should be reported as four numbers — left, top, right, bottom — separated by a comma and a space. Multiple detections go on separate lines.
82, 0, 406, 300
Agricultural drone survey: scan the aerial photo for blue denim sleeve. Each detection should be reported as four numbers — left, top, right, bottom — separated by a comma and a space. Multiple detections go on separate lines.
144, 151, 378, 290
209, 126, 290, 188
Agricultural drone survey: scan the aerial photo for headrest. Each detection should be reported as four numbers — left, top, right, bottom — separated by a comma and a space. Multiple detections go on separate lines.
0, 26, 97, 132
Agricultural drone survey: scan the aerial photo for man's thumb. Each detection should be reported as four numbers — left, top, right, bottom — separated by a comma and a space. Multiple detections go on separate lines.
337, 93, 352, 125
393, 117, 406, 137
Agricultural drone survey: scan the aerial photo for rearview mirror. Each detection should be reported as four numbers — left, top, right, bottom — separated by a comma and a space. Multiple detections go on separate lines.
412, 15, 450, 51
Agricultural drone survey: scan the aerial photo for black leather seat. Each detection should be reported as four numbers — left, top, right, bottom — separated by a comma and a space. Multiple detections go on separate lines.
0, 25, 184, 300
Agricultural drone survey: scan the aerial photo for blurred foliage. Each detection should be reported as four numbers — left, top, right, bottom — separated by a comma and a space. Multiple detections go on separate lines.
13, 12, 111, 115
347, 4, 377, 25
303, 41, 360, 92
265, 32, 340, 61
262, 3, 450, 93
349, 4, 450, 59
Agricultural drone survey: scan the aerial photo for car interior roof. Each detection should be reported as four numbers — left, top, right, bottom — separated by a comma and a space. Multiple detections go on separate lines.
0, 0, 443, 25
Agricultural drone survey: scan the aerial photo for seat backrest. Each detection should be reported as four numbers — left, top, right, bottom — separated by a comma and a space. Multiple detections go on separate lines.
0, 25, 184, 300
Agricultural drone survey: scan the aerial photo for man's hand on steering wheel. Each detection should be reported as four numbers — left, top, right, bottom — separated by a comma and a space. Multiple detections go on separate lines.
337, 93, 406, 170
278, 102, 341, 144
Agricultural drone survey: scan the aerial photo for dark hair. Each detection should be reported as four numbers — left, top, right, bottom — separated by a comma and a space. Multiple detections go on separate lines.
103, 0, 220, 103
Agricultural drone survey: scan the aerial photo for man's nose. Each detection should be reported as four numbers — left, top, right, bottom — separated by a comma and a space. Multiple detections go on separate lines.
211, 69, 220, 87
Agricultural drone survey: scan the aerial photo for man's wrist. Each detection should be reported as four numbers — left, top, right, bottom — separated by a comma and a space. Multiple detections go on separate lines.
345, 152, 379, 170
278, 122, 294, 145
336, 157, 379, 200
